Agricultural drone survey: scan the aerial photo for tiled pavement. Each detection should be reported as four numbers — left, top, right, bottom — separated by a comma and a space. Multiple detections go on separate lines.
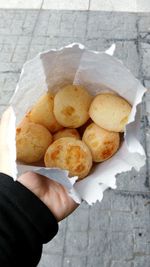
0, 8, 150, 267
1, 0, 150, 12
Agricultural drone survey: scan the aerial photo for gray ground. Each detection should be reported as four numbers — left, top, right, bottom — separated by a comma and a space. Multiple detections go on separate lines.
0, 9, 150, 267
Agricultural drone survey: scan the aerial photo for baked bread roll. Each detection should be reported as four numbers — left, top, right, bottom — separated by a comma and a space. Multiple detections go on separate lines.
89, 93, 132, 132
44, 137, 92, 179
53, 128, 80, 142
54, 85, 92, 128
16, 121, 52, 163
82, 123, 120, 162
28, 92, 63, 133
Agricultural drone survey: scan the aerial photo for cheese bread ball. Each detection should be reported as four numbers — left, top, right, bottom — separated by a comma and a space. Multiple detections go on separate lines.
53, 128, 80, 142
16, 121, 52, 163
89, 93, 132, 132
82, 123, 120, 162
28, 92, 63, 133
44, 137, 92, 179
54, 85, 93, 128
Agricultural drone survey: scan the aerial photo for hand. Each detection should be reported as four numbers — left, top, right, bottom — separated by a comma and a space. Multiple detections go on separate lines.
18, 172, 79, 222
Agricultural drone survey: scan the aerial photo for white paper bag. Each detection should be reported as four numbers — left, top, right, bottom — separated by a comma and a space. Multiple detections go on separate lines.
0, 43, 147, 204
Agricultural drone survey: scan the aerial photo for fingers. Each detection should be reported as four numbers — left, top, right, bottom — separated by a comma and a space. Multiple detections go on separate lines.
18, 172, 80, 222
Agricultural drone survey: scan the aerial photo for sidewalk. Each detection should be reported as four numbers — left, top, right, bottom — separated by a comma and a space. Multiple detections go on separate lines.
0, 0, 150, 12
0, 5, 150, 267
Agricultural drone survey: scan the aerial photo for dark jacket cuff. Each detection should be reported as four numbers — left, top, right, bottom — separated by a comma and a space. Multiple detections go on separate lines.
0, 172, 58, 243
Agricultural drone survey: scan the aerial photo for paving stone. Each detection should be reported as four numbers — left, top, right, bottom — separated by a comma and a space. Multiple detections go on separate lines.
0, 51, 12, 62
88, 230, 110, 256
43, 218, 67, 254
2, 73, 19, 91
0, 72, 6, 88
18, 36, 32, 45
8, 11, 37, 36
84, 38, 111, 52
132, 196, 150, 230
89, 205, 110, 230
80, 200, 90, 210
65, 230, 88, 256
0, 43, 2, 52
110, 211, 133, 231
67, 207, 89, 231
138, 14, 150, 33
43, 227, 65, 254
113, 40, 139, 77
134, 229, 150, 255
141, 42, 150, 78
47, 11, 69, 36
38, 254, 62, 267
31, 36, 46, 46
21, 11, 38, 35
87, 256, 110, 267
111, 193, 132, 212
63, 256, 87, 267
60, 12, 87, 37
46, 11, 87, 38
134, 256, 150, 267
111, 232, 134, 260
133, 194, 150, 210
111, 261, 133, 267
2, 36, 18, 48
44, 36, 85, 50
87, 12, 137, 39
34, 11, 51, 36
144, 80, 150, 88
0, 64, 22, 74
2, 43, 16, 54
116, 166, 149, 192
144, 88, 150, 130
0, 45, 14, 65
12, 45, 29, 63
0, 89, 14, 105
145, 135, 150, 159
10, 11, 27, 35
27, 44, 45, 60
0, 79, 5, 90
0, 10, 15, 35
134, 241, 150, 255
0, 10, 14, 20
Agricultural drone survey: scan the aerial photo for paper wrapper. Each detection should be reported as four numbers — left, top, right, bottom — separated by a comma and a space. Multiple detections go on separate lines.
0, 43, 147, 204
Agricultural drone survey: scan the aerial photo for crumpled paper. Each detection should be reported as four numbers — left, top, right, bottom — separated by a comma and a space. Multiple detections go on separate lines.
0, 43, 147, 204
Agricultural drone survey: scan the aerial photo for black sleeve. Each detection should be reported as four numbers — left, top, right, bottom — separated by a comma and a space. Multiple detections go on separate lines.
0, 172, 58, 267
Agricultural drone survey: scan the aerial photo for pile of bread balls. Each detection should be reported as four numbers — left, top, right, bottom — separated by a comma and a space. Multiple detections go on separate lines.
16, 84, 132, 180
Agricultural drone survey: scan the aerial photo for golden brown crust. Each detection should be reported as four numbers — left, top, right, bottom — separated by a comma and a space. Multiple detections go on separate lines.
82, 123, 120, 162
28, 92, 63, 133
89, 93, 132, 132
16, 121, 52, 163
44, 137, 92, 179
54, 85, 93, 128
53, 128, 80, 142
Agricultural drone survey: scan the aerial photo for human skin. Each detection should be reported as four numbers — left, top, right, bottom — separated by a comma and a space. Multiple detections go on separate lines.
18, 172, 78, 222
